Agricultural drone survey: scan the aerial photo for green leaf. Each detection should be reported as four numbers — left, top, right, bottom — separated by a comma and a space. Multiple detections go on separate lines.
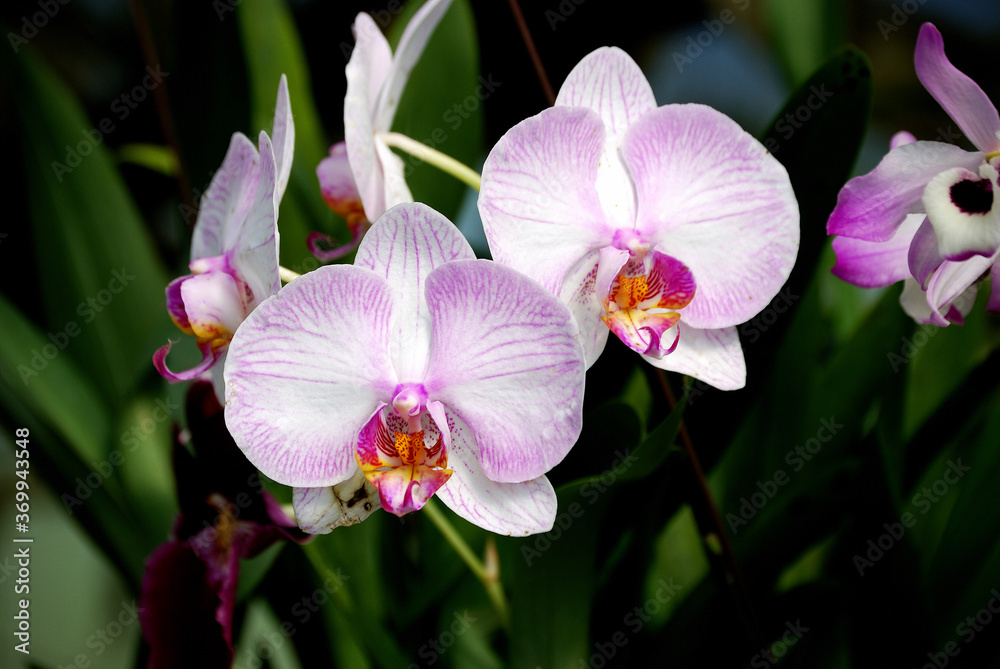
12, 50, 172, 408
388, 0, 482, 220
762, 0, 846, 85
237, 0, 330, 269
117, 143, 179, 176
618, 391, 686, 482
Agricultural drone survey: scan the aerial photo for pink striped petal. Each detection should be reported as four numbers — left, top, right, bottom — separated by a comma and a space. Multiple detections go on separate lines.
345, 13, 393, 219
372, 0, 453, 132
831, 214, 924, 288
354, 203, 474, 380
191, 133, 260, 262
642, 325, 746, 391
224, 265, 399, 487
624, 104, 799, 329
153, 339, 222, 384
423, 260, 585, 484
828, 140, 983, 242
166, 276, 193, 333
435, 409, 557, 535
915, 23, 1000, 154
555, 47, 656, 229
479, 106, 612, 295
317, 142, 367, 228
231, 131, 280, 308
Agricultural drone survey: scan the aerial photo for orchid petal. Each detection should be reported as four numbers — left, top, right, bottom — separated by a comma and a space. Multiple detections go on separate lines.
231, 131, 280, 308
372, 0, 453, 132
604, 309, 681, 358
191, 133, 260, 261
435, 409, 557, 535
827, 140, 983, 241
345, 13, 393, 219
317, 142, 366, 226
479, 106, 611, 295
291, 471, 381, 535
923, 164, 1000, 261
642, 324, 746, 391
560, 247, 624, 367
423, 260, 585, 483
354, 203, 475, 380
900, 277, 935, 324
356, 403, 402, 471
926, 254, 993, 325
907, 216, 944, 288
271, 74, 295, 203
153, 339, 222, 383
181, 272, 246, 339
224, 265, 398, 487
891, 131, 917, 149
831, 214, 924, 288
988, 260, 1000, 313
915, 23, 1000, 154
624, 104, 798, 328
555, 47, 656, 229
368, 465, 451, 516
166, 276, 194, 333
374, 134, 415, 212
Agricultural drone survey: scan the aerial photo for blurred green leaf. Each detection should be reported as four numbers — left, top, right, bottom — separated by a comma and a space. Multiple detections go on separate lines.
117, 143, 179, 176
763, 0, 845, 85
13, 50, 172, 408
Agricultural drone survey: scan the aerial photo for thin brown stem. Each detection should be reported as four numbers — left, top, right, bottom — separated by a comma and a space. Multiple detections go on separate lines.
506, 0, 556, 106
125, 0, 193, 218
654, 368, 764, 649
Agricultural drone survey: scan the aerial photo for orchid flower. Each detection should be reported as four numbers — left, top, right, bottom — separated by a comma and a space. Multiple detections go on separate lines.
154, 76, 295, 399
478, 47, 799, 390
140, 381, 307, 668
314, 0, 452, 255
223, 203, 586, 535
828, 23, 1000, 325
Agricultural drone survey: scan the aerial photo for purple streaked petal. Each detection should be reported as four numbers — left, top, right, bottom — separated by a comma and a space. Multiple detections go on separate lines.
923, 164, 1000, 260
624, 104, 798, 328
372, 0, 453, 132
354, 203, 474, 380
153, 339, 222, 384
990, 260, 1000, 313
181, 272, 246, 339
317, 142, 367, 226
642, 324, 746, 391
641, 251, 696, 310
831, 214, 924, 288
271, 74, 295, 203
925, 254, 993, 325
291, 471, 381, 535
423, 259, 585, 483
356, 403, 402, 471
345, 13, 393, 220
308, 229, 365, 262
224, 265, 398, 487
560, 248, 623, 368
435, 408, 557, 535
479, 106, 612, 295
555, 47, 656, 229
827, 140, 983, 241
191, 133, 260, 261
915, 23, 1000, 154
907, 216, 943, 288
231, 130, 280, 308
604, 309, 680, 358
166, 275, 193, 333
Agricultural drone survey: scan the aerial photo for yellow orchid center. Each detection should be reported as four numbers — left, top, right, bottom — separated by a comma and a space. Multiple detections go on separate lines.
394, 430, 425, 466
614, 274, 648, 310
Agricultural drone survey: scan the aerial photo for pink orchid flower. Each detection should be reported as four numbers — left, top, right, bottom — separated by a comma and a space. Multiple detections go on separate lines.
478, 47, 799, 390
828, 23, 1000, 326
223, 203, 586, 536
154, 76, 294, 399
315, 0, 452, 256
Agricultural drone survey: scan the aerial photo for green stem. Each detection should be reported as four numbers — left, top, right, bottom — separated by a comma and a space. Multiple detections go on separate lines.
380, 132, 482, 191
422, 499, 510, 630
279, 266, 301, 283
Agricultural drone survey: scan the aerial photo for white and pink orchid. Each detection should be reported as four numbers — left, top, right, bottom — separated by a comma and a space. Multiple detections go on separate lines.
222, 203, 586, 536
828, 23, 1000, 325
478, 47, 799, 390
315, 0, 452, 252
154, 75, 294, 399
